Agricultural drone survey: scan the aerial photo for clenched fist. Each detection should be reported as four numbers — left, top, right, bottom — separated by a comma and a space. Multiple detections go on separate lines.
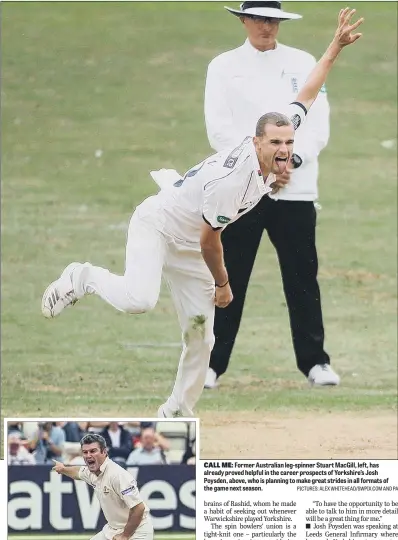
215, 282, 233, 308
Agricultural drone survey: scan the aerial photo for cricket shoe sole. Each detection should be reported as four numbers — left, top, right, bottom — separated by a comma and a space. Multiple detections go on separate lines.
41, 262, 82, 319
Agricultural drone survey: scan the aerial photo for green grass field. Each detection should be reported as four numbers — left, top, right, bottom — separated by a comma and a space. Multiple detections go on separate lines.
2, 2, 397, 420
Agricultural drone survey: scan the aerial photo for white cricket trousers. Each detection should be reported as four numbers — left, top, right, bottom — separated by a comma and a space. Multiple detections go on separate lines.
90, 520, 154, 540
72, 196, 215, 415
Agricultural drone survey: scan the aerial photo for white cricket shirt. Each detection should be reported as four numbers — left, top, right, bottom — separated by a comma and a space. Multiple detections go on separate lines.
148, 102, 306, 244
79, 457, 151, 540
205, 39, 330, 201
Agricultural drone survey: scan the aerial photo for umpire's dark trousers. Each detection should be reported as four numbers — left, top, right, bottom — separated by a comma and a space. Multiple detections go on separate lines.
210, 195, 331, 378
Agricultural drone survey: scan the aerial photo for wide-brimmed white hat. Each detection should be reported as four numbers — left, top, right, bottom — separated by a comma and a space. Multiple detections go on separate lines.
224, 1, 302, 21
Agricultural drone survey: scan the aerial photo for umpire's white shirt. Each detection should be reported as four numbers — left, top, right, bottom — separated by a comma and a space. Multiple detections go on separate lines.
79, 458, 152, 539
205, 39, 330, 201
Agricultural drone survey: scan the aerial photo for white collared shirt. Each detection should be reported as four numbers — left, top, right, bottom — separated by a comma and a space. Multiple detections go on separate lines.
126, 446, 164, 466
108, 428, 121, 448
205, 39, 330, 201
148, 102, 306, 243
79, 457, 151, 540
153, 138, 271, 243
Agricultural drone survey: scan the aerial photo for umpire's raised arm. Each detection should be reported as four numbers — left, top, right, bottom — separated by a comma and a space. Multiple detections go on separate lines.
296, 8, 363, 113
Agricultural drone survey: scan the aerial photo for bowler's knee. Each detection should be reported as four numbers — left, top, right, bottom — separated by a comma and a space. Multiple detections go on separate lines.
124, 288, 158, 314
124, 298, 157, 314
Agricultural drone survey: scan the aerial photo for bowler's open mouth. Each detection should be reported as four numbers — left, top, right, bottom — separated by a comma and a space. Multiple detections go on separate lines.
86, 459, 95, 465
274, 156, 288, 173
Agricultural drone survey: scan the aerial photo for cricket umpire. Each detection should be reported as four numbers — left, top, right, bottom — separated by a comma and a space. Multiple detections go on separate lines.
204, 1, 340, 388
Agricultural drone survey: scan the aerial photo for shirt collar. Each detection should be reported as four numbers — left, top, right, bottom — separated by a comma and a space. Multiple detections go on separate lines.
99, 457, 110, 474
243, 38, 279, 57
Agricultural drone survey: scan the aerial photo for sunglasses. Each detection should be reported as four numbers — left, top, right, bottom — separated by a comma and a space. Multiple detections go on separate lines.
246, 16, 280, 23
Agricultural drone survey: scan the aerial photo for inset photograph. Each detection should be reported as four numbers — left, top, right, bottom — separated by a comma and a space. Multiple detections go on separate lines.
7, 419, 196, 540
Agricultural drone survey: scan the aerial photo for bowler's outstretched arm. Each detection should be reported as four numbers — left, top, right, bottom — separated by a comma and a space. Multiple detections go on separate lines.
52, 460, 81, 480
200, 223, 233, 308
200, 224, 228, 287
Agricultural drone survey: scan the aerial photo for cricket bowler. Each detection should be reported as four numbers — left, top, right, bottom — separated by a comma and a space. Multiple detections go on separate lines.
42, 9, 363, 417
52, 433, 154, 540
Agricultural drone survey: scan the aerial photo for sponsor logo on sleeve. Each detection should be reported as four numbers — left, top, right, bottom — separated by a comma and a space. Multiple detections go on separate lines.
290, 114, 301, 130
121, 485, 135, 496
217, 215, 231, 224
223, 136, 251, 169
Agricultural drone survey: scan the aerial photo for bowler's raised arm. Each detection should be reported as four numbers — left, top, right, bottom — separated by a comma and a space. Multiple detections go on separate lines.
297, 8, 363, 113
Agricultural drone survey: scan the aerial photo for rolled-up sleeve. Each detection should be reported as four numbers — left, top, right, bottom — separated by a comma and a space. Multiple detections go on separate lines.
202, 175, 245, 230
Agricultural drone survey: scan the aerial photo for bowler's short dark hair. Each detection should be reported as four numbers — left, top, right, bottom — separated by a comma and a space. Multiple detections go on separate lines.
256, 112, 292, 137
80, 433, 107, 452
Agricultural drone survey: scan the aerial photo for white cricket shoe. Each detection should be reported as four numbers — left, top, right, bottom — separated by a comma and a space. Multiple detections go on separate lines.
308, 364, 340, 386
204, 368, 218, 389
41, 262, 82, 319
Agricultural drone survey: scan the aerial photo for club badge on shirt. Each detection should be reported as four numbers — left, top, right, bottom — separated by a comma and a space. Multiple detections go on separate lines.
281, 71, 301, 95
290, 77, 298, 93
